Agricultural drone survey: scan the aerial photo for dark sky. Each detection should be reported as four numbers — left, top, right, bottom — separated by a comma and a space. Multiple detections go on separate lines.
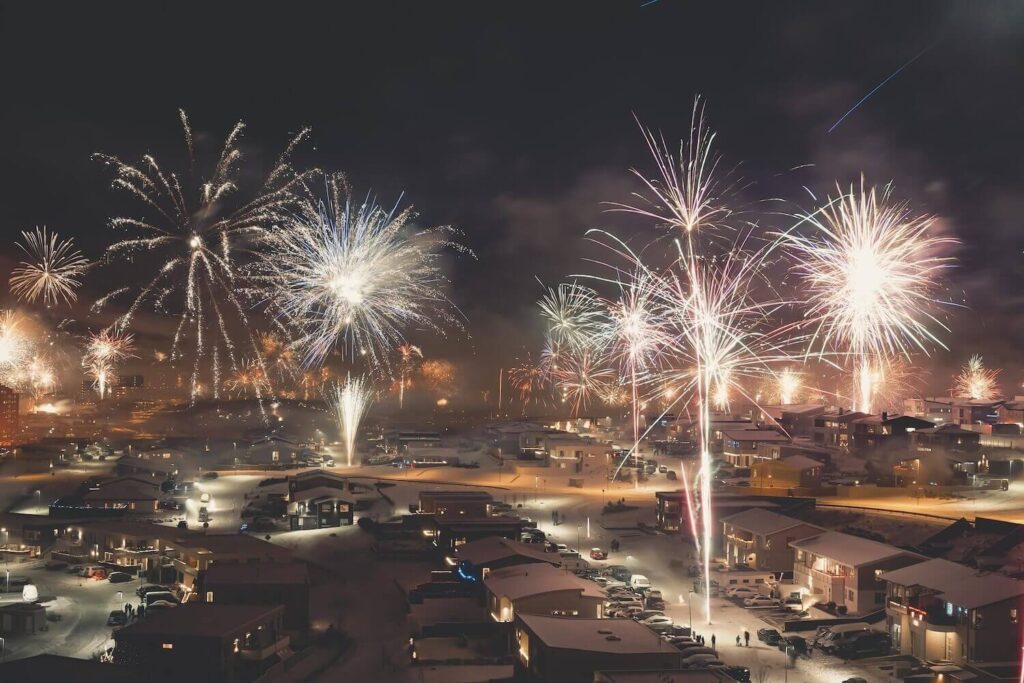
2, 2, 1023, 400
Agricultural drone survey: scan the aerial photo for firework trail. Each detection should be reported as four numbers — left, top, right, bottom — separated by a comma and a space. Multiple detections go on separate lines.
9, 227, 90, 306
782, 179, 957, 414
92, 110, 313, 402
83, 328, 135, 400
259, 173, 470, 370
327, 374, 374, 467
395, 344, 423, 409
953, 354, 1000, 401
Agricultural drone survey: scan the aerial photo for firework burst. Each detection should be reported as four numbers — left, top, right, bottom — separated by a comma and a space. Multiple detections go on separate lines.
953, 354, 1000, 401
782, 179, 957, 413
225, 359, 272, 398
9, 227, 90, 306
92, 110, 312, 402
327, 374, 374, 467
260, 173, 470, 370
395, 343, 423, 409
83, 328, 135, 400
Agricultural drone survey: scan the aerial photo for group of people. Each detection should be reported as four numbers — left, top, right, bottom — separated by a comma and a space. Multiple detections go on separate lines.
735, 630, 751, 647
122, 602, 145, 619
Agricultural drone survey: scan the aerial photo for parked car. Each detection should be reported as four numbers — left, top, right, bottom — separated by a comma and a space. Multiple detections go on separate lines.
666, 470, 677, 480
108, 572, 132, 583
632, 610, 665, 622
66, 564, 83, 574
682, 653, 724, 666
199, 492, 211, 504
199, 471, 218, 480
646, 622, 677, 635
757, 628, 783, 645
835, 632, 891, 659
658, 465, 669, 473
630, 574, 652, 591
646, 597, 667, 610
595, 577, 626, 589
590, 547, 608, 560
717, 665, 752, 682
639, 614, 672, 626
107, 610, 127, 626
783, 597, 803, 611
676, 644, 714, 655
146, 600, 177, 611
137, 584, 166, 598
744, 596, 781, 608
44, 560, 67, 571
605, 565, 632, 582
727, 587, 759, 599
609, 606, 643, 618
777, 635, 809, 655
144, 591, 179, 607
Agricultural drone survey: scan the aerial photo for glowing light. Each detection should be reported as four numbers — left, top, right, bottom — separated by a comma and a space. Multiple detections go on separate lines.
83, 328, 135, 400
953, 355, 1000, 402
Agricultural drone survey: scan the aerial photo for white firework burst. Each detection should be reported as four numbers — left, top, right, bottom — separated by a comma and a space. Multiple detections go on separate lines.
9, 227, 90, 306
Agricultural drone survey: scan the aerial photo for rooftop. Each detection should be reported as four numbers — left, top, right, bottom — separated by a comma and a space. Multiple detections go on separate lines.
880, 558, 1024, 609
174, 533, 293, 560
777, 455, 825, 470
204, 560, 308, 585
452, 536, 560, 567
722, 429, 789, 443
517, 614, 680, 655
818, 411, 871, 423
790, 531, 924, 567
84, 476, 161, 501
114, 604, 283, 639
485, 563, 604, 600
722, 509, 823, 537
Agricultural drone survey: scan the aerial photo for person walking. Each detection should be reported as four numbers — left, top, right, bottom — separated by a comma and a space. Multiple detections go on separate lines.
744, 630, 750, 647
736, 635, 741, 647
711, 634, 716, 652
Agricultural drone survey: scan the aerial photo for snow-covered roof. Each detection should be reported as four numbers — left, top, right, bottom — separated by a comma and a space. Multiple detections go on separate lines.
790, 531, 924, 567
778, 455, 825, 471
484, 563, 604, 601
453, 537, 560, 567
517, 614, 679, 654
721, 509, 822, 537
880, 558, 1024, 609
722, 429, 789, 442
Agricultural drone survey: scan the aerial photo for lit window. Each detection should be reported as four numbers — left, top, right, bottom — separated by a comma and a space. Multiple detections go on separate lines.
1012, 608, 1019, 625
206, 591, 214, 602
162, 643, 174, 650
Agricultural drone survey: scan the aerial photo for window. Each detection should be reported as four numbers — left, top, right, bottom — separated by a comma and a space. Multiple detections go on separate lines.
206, 591, 214, 602
1012, 608, 1019, 625
162, 643, 174, 650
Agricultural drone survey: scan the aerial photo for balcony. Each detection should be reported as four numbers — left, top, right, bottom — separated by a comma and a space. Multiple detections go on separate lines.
239, 635, 290, 661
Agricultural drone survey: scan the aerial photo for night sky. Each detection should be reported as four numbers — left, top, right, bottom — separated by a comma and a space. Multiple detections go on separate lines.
2, 2, 1023, 400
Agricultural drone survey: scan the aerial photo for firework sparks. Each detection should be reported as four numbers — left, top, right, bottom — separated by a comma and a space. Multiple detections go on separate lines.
9, 227, 90, 306
0, 311, 30, 371
261, 173, 470, 369
538, 282, 603, 352
953, 354, 1000, 401
395, 344, 423, 409
783, 179, 957, 414
327, 374, 374, 467
768, 367, 803, 405
225, 359, 272, 398
508, 353, 547, 410
83, 328, 134, 400
92, 110, 312, 402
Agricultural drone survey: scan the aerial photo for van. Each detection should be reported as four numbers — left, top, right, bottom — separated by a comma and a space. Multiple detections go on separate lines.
815, 622, 872, 652
629, 574, 651, 591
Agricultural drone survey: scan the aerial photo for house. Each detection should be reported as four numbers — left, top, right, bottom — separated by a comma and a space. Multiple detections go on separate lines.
541, 433, 610, 473
721, 509, 824, 571
201, 561, 310, 632
113, 604, 289, 683
759, 404, 826, 439
750, 455, 824, 490
721, 429, 789, 467
881, 558, 1024, 664
419, 490, 493, 517
790, 531, 925, 614
909, 397, 1001, 427
910, 424, 981, 457
755, 440, 831, 467
429, 516, 528, 552
812, 410, 870, 450
447, 536, 560, 580
849, 413, 934, 456
286, 471, 355, 530
0, 602, 46, 634
485, 562, 605, 622
514, 614, 682, 683
654, 491, 815, 534
83, 476, 162, 512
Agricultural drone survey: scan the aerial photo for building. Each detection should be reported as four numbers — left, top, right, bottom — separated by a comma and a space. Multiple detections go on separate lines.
202, 561, 310, 632
881, 558, 1024, 664
755, 440, 831, 467
759, 404, 826, 439
908, 397, 1001, 427
83, 476, 162, 512
419, 490, 494, 517
790, 531, 925, 614
721, 509, 824, 571
514, 614, 682, 683
485, 562, 605, 622
849, 413, 934, 456
0, 384, 18, 446
113, 604, 289, 683
812, 410, 870, 450
429, 516, 528, 552
286, 470, 354, 530
721, 429, 789, 466
541, 433, 610, 472
749, 455, 824, 490
448, 536, 561, 579
910, 424, 981, 457
0, 602, 46, 634
115, 374, 145, 400
654, 491, 815, 534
